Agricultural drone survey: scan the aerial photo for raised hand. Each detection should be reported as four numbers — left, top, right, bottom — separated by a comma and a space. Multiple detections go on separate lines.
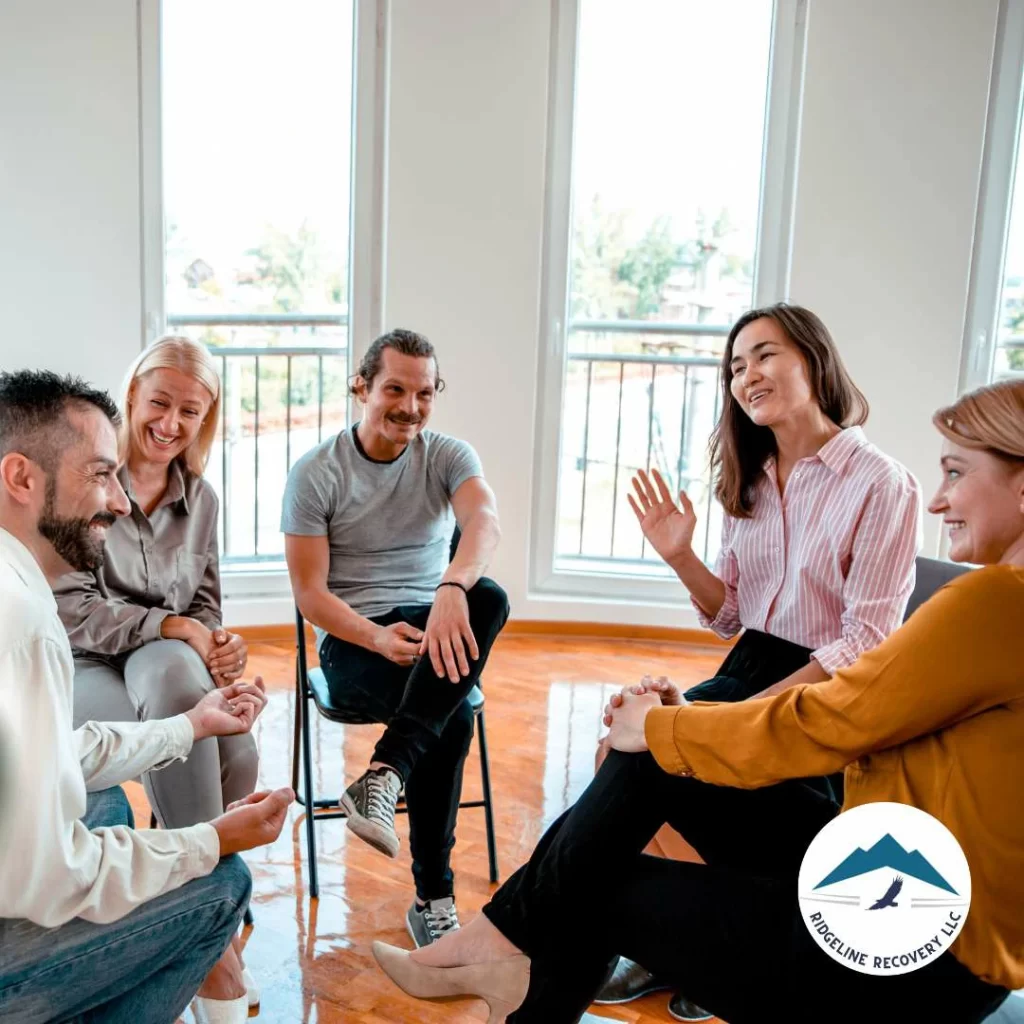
627, 468, 698, 567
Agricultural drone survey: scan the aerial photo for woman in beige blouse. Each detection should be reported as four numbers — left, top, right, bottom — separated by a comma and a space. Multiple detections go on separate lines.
54, 336, 260, 1018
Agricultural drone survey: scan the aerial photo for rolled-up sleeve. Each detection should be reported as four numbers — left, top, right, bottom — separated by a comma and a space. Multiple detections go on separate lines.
695, 517, 741, 638
54, 571, 171, 655
811, 470, 921, 675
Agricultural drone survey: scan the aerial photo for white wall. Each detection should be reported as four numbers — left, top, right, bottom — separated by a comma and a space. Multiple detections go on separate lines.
0, 0, 1004, 626
0, 0, 144, 394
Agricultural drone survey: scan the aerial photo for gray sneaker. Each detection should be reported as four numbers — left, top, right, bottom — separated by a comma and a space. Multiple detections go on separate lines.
340, 766, 402, 858
406, 897, 461, 947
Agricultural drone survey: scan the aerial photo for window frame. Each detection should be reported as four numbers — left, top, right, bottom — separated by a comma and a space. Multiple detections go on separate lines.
960, 0, 1024, 393
529, 0, 808, 603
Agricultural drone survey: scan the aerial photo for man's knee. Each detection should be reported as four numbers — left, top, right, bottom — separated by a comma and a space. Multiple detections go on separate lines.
130, 640, 212, 714
82, 786, 134, 830
213, 854, 253, 910
468, 577, 510, 628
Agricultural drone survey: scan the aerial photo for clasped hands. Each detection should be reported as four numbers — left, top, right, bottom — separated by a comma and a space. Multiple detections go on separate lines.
603, 674, 688, 753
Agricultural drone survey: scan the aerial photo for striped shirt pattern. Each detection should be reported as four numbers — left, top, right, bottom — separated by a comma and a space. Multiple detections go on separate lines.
697, 427, 922, 675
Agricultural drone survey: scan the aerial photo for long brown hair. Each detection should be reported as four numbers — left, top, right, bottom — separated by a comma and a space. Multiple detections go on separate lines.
932, 380, 1024, 463
710, 303, 869, 517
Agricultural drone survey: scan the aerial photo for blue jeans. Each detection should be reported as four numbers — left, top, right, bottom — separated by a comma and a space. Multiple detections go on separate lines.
0, 787, 251, 1024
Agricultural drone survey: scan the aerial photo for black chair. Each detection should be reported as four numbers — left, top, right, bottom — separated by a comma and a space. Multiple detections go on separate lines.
291, 606, 499, 899
904, 555, 971, 622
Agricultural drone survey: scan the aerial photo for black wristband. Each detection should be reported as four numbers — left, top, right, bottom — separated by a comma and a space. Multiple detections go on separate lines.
436, 581, 469, 595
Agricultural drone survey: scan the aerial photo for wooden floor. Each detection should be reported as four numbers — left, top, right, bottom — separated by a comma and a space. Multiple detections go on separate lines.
131, 633, 727, 1023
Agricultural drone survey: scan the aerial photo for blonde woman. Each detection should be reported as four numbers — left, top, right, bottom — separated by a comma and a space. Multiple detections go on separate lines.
54, 336, 260, 1021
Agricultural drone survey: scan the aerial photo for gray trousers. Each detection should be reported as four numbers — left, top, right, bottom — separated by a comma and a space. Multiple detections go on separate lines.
72, 640, 259, 828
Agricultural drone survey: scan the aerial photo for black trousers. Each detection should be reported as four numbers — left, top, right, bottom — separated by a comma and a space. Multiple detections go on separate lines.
483, 749, 1008, 1024
318, 577, 509, 901
685, 629, 844, 804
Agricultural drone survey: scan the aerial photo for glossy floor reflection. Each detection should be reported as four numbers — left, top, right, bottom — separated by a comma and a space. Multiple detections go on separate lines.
132, 633, 726, 1023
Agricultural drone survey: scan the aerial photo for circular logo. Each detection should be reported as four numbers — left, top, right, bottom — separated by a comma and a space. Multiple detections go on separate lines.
798, 802, 971, 976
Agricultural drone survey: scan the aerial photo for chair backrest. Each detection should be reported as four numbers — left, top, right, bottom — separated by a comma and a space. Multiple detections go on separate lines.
903, 556, 971, 622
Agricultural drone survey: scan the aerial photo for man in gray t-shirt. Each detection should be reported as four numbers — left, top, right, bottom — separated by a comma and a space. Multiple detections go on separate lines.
282, 329, 507, 944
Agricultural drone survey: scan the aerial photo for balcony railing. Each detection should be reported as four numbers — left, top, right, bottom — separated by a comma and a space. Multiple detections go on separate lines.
167, 313, 348, 568
995, 337, 1024, 381
555, 321, 728, 578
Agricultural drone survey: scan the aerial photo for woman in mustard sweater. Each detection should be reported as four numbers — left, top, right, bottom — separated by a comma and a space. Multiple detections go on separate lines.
372, 378, 1024, 1024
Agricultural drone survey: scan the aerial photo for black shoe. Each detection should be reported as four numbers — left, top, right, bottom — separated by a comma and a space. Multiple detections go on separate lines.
406, 897, 460, 947
668, 991, 714, 1021
340, 766, 402, 857
592, 957, 672, 1005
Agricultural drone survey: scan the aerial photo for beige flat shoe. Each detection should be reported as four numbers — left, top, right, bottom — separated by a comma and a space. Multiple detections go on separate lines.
372, 941, 529, 1023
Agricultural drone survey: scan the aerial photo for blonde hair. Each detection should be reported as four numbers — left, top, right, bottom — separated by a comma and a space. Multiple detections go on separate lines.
933, 379, 1024, 464
120, 335, 221, 475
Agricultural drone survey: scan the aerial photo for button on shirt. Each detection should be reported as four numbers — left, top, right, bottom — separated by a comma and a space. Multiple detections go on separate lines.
53, 462, 222, 656
696, 427, 922, 675
0, 528, 220, 926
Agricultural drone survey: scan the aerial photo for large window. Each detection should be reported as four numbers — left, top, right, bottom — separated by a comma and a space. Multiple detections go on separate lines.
990, 100, 1024, 383
962, 0, 1024, 391
533, 0, 801, 597
150, 0, 356, 567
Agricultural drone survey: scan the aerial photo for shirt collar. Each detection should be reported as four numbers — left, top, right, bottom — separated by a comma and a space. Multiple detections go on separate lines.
815, 426, 866, 473
118, 460, 191, 515
763, 426, 866, 477
0, 527, 55, 603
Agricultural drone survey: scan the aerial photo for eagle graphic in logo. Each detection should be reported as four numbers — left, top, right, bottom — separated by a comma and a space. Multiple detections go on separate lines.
867, 875, 903, 910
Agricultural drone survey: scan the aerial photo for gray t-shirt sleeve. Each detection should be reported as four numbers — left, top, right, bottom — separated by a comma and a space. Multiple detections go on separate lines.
437, 437, 484, 497
281, 455, 334, 536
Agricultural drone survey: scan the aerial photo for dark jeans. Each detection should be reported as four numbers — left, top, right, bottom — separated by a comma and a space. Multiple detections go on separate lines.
318, 577, 509, 901
484, 751, 1008, 1024
0, 788, 251, 1024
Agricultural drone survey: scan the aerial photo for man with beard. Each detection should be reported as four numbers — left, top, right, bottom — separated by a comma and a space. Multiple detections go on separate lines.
0, 370, 293, 1023
283, 328, 508, 946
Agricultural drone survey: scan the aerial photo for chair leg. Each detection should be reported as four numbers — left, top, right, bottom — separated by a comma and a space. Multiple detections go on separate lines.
476, 710, 499, 884
291, 662, 302, 796
299, 691, 320, 899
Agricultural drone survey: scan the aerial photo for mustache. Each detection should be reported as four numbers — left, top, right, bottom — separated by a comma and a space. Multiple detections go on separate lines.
90, 513, 117, 528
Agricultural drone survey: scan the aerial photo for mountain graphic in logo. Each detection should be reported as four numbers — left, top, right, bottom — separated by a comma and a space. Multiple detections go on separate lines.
814, 833, 958, 894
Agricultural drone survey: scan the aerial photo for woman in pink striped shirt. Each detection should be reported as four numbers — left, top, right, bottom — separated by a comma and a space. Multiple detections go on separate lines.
632, 302, 921, 706
598, 302, 921, 1015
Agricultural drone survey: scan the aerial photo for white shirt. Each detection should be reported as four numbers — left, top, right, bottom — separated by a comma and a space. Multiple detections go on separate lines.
0, 528, 220, 927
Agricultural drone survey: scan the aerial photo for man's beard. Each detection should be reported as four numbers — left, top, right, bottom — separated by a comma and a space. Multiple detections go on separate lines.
37, 478, 115, 572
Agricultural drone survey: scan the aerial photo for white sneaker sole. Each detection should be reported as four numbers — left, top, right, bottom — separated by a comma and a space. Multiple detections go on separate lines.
340, 791, 400, 858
